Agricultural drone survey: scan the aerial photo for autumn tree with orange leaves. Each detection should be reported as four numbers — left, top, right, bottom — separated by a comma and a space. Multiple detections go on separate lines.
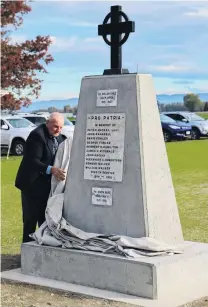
1, 1, 53, 110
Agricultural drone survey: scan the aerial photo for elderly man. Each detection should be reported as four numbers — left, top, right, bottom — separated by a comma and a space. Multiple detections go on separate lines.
15, 112, 67, 243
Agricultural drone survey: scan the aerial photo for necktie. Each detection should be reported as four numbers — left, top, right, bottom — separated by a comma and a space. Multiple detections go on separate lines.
52, 137, 58, 155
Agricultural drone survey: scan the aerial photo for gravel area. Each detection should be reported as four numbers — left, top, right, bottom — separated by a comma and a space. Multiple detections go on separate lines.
1, 281, 134, 307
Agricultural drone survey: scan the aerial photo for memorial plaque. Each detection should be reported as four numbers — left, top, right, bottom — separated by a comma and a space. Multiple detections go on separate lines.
97, 89, 118, 107
92, 187, 112, 206
84, 113, 125, 182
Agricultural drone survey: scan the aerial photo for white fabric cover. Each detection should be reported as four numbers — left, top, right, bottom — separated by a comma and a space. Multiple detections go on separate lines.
31, 137, 183, 258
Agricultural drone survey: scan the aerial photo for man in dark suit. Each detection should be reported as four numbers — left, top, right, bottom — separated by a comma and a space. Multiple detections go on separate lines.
15, 112, 67, 243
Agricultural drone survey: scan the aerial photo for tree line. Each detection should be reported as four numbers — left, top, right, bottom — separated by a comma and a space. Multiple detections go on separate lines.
158, 94, 208, 113
35, 105, 78, 115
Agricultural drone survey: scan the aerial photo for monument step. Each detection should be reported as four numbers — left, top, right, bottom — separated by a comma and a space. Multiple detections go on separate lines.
21, 241, 208, 300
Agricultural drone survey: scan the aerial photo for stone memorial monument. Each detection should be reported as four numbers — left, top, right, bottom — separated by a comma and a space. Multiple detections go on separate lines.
62, 4, 183, 244
18, 5, 208, 306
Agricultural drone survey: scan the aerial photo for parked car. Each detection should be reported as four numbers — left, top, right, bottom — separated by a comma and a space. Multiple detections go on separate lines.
19, 113, 48, 126
1, 115, 36, 155
70, 119, 76, 125
20, 114, 75, 139
61, 117, 75, 139
163, 112, 208, 140
160, 114, 192, 142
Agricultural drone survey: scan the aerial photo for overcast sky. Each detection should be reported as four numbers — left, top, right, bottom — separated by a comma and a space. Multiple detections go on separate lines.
11, 1, 208, 100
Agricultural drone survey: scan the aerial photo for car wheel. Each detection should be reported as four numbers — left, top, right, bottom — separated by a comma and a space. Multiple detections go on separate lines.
13, 140, 25, 156
191, 128, 200, 140
163, 131, 171, 142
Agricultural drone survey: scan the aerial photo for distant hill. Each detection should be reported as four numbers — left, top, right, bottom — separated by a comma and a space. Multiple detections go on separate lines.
20, 93, 208, 112
20, 98, 78, 112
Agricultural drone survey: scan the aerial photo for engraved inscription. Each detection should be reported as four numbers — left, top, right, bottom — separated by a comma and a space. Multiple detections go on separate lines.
97, 89, 117, 107
84, 113, 125, 182
92, 187, 112, 206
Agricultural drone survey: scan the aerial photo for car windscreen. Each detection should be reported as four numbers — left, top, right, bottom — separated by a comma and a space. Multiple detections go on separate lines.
25, 116, 46, 125
187, 113, 205, 121
6, 118, 35, 128
36, 117, 47, 125
160, 114, 176, 123
64, 118, 73, 126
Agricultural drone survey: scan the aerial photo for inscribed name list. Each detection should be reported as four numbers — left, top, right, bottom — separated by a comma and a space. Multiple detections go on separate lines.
84, 113, 125, 182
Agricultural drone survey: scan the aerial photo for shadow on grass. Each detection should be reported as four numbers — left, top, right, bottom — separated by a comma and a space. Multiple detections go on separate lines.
1, 254, 21, 272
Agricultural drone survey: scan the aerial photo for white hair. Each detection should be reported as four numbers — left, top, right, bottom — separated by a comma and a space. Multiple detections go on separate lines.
48, 112, 64, 123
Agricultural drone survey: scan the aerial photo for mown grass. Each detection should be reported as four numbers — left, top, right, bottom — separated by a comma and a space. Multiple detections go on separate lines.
1, 139, 208, 254
197, 112, 208, 119
166, 140, 208, 243
1, 157, 22, 254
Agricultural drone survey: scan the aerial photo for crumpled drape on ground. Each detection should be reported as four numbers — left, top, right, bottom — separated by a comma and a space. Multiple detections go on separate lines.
31, 137, 183, 258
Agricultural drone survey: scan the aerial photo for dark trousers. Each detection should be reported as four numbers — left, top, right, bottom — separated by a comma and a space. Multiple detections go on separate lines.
21, 180, 50, 243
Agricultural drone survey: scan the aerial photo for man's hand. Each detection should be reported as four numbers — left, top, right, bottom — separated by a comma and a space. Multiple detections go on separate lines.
51, 167, 66, 181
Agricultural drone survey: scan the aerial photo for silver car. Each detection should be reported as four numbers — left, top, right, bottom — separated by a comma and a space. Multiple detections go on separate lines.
20, 114, 75, 139
1, 115, 36, 155
163, 112, 208, 140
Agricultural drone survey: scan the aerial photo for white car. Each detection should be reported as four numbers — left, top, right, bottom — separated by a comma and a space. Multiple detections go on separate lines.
20, 114, 75, 139
1, 115, 36, 155
61, 117, 75, 139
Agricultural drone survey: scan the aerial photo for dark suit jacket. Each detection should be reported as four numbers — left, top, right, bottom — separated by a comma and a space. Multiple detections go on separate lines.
15, 124, 66, 199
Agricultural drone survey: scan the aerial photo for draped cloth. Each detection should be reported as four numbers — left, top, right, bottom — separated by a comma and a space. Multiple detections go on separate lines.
31, 137, 183, 258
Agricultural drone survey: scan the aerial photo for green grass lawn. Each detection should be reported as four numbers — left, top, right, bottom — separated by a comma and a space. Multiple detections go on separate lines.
197, 112, 208, 119
1, 139, 208, 254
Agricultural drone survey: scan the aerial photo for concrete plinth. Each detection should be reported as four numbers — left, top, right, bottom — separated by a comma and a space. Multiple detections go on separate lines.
21, 241, 208, 302
63, 74, 183, 244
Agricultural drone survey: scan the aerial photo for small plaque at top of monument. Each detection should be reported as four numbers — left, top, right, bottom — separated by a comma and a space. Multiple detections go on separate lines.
84, 113, 125, 182
97, 89, 117, 107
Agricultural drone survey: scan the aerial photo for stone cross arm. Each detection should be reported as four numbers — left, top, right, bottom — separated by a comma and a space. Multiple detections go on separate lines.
98, 21, 135, 36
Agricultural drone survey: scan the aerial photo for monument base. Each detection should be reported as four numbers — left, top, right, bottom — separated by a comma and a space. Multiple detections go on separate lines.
21, 241, 208, 301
